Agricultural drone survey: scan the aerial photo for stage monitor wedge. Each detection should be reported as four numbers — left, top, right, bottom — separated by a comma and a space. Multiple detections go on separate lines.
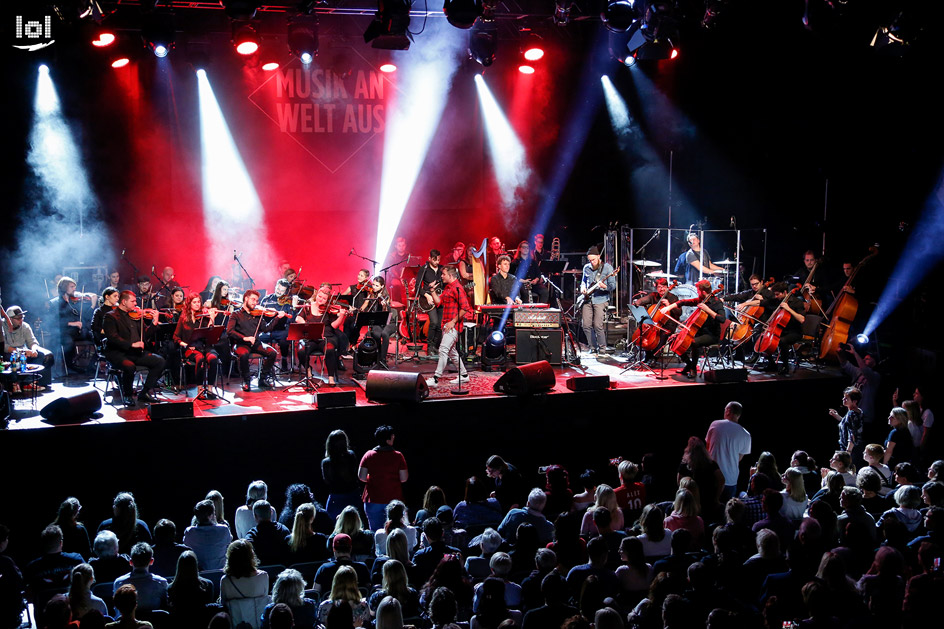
494, 360, 556, 395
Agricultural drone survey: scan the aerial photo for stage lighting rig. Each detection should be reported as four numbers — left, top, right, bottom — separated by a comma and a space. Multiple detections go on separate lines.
553, 0, 575, 26
481, 330, 507, 371
220, 0, 261, 21
364, 0, 413, 50
288, 15, 318, 62
444, 0, 484, 29
233, 23, 260, 55
602, 0, 637, 33
142, 11, 175, 58
469, 2, 498, 67
623, 1, 679, 61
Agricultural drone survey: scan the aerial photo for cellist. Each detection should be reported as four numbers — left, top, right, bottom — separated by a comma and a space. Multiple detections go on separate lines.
633, 278, 681, 354
675, 279, 726, 379
758, 282, 806, 375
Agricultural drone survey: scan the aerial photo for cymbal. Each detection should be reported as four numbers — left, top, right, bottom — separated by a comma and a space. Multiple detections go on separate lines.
562, 270, 583, 275
715, 259, 738, 265
631, 259, 661, 267
646, 272, 680, 279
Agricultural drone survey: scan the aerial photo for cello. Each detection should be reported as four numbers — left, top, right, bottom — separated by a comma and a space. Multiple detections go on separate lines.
633, 280, 679, 351
754, 285, 802, 355
819, 246, 878, 360
727, 278, 775, 343
669, 285, 724, 356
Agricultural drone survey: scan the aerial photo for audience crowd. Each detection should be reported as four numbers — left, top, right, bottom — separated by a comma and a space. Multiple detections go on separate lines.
2, 381, 942, 629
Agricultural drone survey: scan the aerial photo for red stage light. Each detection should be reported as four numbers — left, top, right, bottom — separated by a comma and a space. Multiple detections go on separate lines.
670, 48, 679, 59
261, 61, 280, 71
380, 63, 397, 73
523, 47, 544, 61
236, 41, 259, 55
111, 57, 130, 68
518, 65, 535, 74
92, 32, 116, 47
234, 24, 259, 56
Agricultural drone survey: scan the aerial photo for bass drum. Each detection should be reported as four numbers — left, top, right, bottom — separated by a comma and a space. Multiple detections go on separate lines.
670, 284, 698, 321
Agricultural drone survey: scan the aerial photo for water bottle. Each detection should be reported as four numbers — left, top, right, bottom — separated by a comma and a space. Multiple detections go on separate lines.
20, 350, 27, 373
11, 350, 19, 372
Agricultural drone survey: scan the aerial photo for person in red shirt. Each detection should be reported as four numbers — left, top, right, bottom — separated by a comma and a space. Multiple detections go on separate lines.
358, 425, 409, 531
613, 461, 647, 525
425, 265, 471, 387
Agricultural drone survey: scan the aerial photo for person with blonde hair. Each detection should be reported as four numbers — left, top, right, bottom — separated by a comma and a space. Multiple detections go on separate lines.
262, 568, 317, 629
374, 500, 418, 558
317, 565, 369, 627
368, 559, 419, 619
286, 503, 329, 564
780, 468, 809, 522
884, 407, 914, 467
68, 563, 107, 619
580, 485, 624, 535
370, 527, 413, 586
863, 444, 894, 495
331, 505, 374, 559
663, 489, 704, 547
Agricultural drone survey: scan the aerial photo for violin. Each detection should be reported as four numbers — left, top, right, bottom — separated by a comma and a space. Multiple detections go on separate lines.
249, 307, 289, 318
127, 307, 162, 320
68, 291, 96, 303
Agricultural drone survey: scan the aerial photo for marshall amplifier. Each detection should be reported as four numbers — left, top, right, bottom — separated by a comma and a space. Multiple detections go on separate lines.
515, 328, 563, 365
513, 308, 561, 328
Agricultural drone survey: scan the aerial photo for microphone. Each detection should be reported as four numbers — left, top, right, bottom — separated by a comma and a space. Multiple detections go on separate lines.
121, 249, 125, 257
730, 216, 736, 228
151, 266, 155, 274
233, 250, 238, 260
349, 248, 354, 256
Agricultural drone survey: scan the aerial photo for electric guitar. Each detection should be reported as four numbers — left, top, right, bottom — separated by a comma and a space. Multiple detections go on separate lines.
575, 266, 620, 310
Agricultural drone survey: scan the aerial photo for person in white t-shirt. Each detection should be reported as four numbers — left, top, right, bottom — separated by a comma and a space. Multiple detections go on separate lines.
705, 401, 753, 501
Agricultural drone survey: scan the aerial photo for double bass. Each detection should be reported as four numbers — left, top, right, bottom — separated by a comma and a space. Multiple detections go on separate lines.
754, 286, 802, 355
728, 278, 775, 343
669, 285, 724, 356
633, 280, 679, 351
819, 246, 878, 360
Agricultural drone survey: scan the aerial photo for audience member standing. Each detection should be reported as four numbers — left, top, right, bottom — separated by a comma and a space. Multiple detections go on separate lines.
359, 426, 409, 531
705, 401, 753, 501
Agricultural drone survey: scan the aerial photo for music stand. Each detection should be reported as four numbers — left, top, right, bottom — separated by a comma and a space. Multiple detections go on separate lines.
352, 311, 391, 375
188, 326, 227, 402
287, 322, 326, 390
538, 260, 566, 276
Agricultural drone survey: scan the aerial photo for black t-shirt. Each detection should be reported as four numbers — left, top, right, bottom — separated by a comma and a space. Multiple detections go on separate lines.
322, 451, 360, 494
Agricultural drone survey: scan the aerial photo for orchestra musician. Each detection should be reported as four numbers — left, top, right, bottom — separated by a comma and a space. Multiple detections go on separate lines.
226, 289, 290, 392
424, 265, 471, 387
102, 291, 166, 405
341, 270, 373, 342
162, 287, 186, 317
579, 246, 616, 354
173, 292, 220, 397
791, 250, 831, 313
683, 233, 724, 284
419, 250, 444, 357
827, 260, 856, 299
532, 233, 547, 262
296, 283, 351, 387
633, 277, 681, 353
259, 279, 295, 372
384, 236, 411, 305
488, 236, 505, 258
106, 269, 124, 292
724, 275, 775, 323
135, 276, 160, 310
511, 240, 547, 304
200, 276, 224, 305
56, 276, 94, 373
489, 255, 521, 306
759, 282, 806, 375
160, 266, 180, 291
674, 279, 725, 378
363, 276, 397, 365
2, 305, 55, 388
91, 287, 120, 350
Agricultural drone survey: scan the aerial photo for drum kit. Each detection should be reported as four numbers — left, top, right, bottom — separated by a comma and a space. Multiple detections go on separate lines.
630, 257, 738, 320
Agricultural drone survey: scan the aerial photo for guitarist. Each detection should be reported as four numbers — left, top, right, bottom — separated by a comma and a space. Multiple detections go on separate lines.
418, 250, 444, 357
579, 246, 617, 355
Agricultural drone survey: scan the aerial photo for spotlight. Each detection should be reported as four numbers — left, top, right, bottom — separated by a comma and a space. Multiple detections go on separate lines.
259, 47, 281, 71
220, 0, 261, 20
469, 17, 497, 67
262, 61, 279, 71
233, 23, 259, 56
523, 47, 544, 61
482, 330, 507, 370
623, 3, 679, 61
354, 337, 380, 376
39, 64, 49, 74
379, 63, 397, 73
602, 0, 637, 33
856, 333, 869, 344
518, 65, 535, 74
520, 29, 545, 61
111, 57, 130, 68
152, 44, 168, 58
553, 0, 574, 26
288, 17, 318, 61
444, 0, 483, 29
91, 31, 115, 47
142, 11, 175, 59
364, 0, 413, 50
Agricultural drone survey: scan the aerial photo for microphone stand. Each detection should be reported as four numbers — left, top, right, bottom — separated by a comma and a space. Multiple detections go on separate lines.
233, 252, 255, 290
349, 249, 379, 277
121, 250, 140, 285
546, 275, 580, 367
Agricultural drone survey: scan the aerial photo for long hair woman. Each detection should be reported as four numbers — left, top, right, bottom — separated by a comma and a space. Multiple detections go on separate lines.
580, 484, 624, 535
317, 565, 370, 627
263, 568, 317, 629
322, 430, 361, 521
370, 528, 413, 586
368, 559, 419, 620
287, 503, 328, 564
68, 563, 107, 620
221, 540, 269, 629
332, 505, 374, 559
168, 550, 215, 629
373, 501, 417, 558
54, 497, 91, 560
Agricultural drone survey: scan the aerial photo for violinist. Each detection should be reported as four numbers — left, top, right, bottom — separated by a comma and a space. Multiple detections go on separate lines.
160, 266, 180, 291
259, 279, 294, 372
91, 287, 120, 350
206, 281, 232, 325
633, 278, 681, 353
102, 291, 166, 405
162, 287, 186, 319
363, 276, 397, 365
173, 292, 220, 397
200, 276, 224, 305
295, 283, 350, 387
675, 279, 725, 379
341, 270, 373, 341
56, 276, 94, 373
226, 289, 289, 392
758, 282, 806, 375
135, 276, 159, 310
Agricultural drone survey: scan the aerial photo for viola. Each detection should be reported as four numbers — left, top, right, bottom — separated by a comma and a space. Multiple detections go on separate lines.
249, 307, 288, 318
669, 285, 724, 356
127, 307, 162, 320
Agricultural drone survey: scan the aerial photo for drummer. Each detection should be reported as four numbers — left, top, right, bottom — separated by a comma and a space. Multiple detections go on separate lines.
683, 233, 725, 284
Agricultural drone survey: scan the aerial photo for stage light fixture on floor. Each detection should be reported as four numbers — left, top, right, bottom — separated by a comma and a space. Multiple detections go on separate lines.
482, 330, 507, 371
364, 0, 412, 50
856, 333, 869, 344
288, 16, 318, 62
602, 0, 637, 33
354, 337, 380, 377
444, 0, 483, 29
469, 16, 497, 67
233, 23, 260, 56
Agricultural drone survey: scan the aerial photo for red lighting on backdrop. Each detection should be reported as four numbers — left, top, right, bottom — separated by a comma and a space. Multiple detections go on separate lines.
92, 32, 116, 47
234, 25, 260, 56
523, 48, 544, 61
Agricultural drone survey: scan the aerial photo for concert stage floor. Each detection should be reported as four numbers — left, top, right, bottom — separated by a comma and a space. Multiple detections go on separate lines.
4, 347, 839, 430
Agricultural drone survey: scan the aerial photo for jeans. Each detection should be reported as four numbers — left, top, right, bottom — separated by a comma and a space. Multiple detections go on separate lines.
327, 492, 362, 521
364, 502, 388, 531
434, 327, 467, 378
581, 301, 607, 349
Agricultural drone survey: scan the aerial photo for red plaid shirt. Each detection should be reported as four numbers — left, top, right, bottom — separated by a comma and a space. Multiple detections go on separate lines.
440, 279, 471, 328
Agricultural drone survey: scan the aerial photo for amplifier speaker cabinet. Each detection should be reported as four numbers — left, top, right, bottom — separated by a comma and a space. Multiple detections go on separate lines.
40, 390, 102, 424
703, 368, 748, 383
365, 371, 430, 403
147, 400, 194, 421
515, 329, 563, 365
